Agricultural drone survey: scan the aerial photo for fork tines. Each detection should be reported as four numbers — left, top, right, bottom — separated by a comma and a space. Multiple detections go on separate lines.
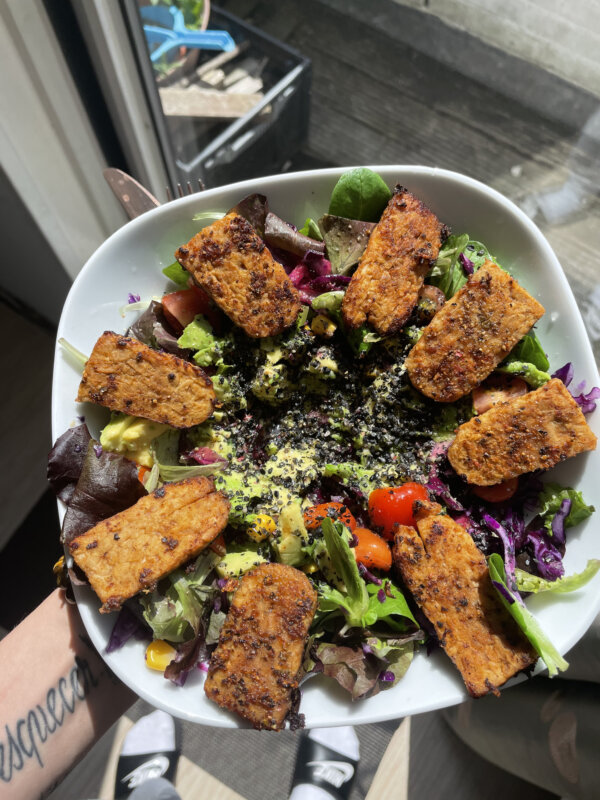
166, 179, 205, 202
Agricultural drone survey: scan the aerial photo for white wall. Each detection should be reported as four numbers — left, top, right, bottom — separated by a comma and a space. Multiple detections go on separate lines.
394, 0, 600, 99
0, 0, 130, 324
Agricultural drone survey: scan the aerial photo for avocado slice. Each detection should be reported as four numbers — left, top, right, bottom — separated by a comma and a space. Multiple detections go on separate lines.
215, 549, 268, 579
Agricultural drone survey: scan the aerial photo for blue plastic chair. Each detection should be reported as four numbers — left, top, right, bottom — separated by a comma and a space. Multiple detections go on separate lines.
140, 5, 235, 63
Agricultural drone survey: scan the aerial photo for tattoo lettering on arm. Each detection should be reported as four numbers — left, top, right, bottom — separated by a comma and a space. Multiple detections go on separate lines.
0, 655, 99, 784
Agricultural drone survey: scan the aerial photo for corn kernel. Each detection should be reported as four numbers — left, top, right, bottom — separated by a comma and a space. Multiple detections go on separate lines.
246, 514, 277, 542
302, 562, 319, 574
146, 640, 176, 672
311, 314, 337, 338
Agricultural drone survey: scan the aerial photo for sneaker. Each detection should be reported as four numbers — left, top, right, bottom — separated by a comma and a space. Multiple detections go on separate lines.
114, 710, 180, 799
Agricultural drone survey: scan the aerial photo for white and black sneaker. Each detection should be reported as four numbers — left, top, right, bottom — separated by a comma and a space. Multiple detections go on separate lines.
114, 710, 180, 800
289, 726, 360, 800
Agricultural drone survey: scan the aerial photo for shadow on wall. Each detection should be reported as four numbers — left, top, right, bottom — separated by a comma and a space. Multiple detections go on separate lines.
0, 165, 72, 327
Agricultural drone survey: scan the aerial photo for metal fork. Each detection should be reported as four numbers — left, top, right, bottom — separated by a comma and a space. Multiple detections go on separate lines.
165, 179, 206, 202
103, 168, 205, 220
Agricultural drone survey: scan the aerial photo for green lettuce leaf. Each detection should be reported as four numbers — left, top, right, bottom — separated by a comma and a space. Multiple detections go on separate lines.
427, 237, 498, 299
328, 168, 391, 222
509, 331, 549, 371
515, 560, 600, 594
319, 518, 369, 627
312, 636, 414, 699
365, 636, 415, 688
140, 550, 219, 642
315, 642, 382, 699
298, 217, 323, 240
488, 553, 568, 677
362, 580, 417, 628
162, 261, 188, 286
538, 483, 595, 534
426, 233, 470, 298
317, 214, 374, 275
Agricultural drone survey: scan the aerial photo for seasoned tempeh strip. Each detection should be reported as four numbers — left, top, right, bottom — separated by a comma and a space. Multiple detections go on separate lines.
204, 563, 317, 730
393, 501, 536, 697
342, 186, 446, 335
69, 477, 229, 613
448, 378, 597, 485
405, 261, 545, 402
176, 213, 301, 338
77, 332, 215, 427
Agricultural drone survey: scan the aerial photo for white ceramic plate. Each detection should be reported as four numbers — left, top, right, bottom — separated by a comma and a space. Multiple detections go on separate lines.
52, 166, 600, 728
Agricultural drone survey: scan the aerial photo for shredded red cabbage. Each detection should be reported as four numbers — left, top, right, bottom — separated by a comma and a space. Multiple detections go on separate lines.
106, 606, 151, 653
491, 580, 515, 605
127, 292, 141, 304
426, 475, 464, 511
377, 588, 386, 603
552, 362, 599, 413
458, 252, 474, 275
164, 633, 210, 686
183, 447, 227, 466
379, 670, 395, 682
552, 362, 574, 386
572, 385, 600, 414
358, 563, 382, 585
551, 498, 571, 546
288, 251, 351, 304
483, 514, 517, 590
525, 530, 565, 580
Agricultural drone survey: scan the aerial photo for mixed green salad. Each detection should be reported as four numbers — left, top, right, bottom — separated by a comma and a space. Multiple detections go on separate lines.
50, 168, 600, 704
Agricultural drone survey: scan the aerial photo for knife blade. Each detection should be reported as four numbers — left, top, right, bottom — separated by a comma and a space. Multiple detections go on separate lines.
103, 168, 160, 220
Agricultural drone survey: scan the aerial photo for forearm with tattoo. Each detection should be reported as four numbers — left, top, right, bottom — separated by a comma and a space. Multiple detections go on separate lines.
0, 590, 134, 800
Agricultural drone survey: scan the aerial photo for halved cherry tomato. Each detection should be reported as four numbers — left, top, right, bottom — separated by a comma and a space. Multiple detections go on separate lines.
472, 477, 519, 504
303, 502, 357, 532
137, 465, 150, 484
353, 527, 392, 571
161, 286, 221, 333
209, 532, 227, 557
368, 483, 429, 539
472, 375, 528, 415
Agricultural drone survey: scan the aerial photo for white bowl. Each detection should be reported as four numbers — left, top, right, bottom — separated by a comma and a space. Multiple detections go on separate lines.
52, 166, 600, 727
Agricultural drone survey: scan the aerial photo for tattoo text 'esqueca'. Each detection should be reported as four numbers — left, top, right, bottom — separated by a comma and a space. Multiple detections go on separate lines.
0, 655, 98, 783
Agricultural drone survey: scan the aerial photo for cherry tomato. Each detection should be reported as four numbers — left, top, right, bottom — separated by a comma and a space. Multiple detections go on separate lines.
472, 375, 528, 415
368, 483, 429, 539
161, 287, 221, 333
303, 502, 357, 532
209, 532, 227, 557
472, 477, 519, 504
352, 527, 392, 572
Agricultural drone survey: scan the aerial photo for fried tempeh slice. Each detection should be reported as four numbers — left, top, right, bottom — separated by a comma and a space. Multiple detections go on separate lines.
204, 563, 317, 730
68, 477, 229, 612
393, 501, 536, 697
405, 261, 545, 402
341, 186, 446, 336
448, 378, 597, 485
176, 213, 301, 338
77, 332, 215, 427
